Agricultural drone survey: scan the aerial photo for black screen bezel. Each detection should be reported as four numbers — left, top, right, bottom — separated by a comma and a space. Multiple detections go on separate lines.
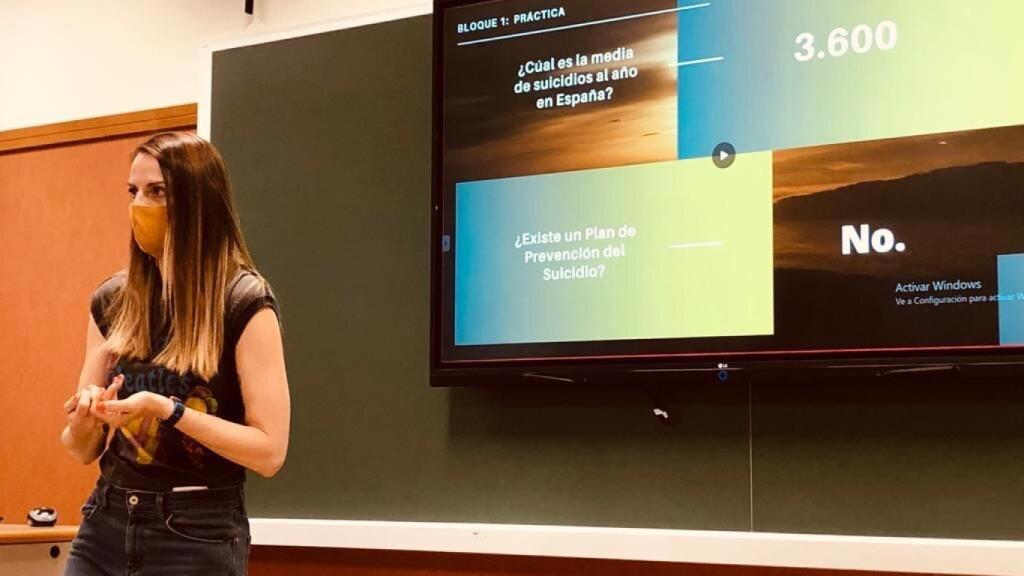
429, 0, 1024, 385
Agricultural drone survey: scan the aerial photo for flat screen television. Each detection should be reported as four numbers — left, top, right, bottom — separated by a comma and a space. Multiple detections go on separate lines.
431, 0, 1024, 385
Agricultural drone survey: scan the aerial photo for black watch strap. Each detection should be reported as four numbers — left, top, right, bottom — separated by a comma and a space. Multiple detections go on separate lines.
163, 397, 186, 427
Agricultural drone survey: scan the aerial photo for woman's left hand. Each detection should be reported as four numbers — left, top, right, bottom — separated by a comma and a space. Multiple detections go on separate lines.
95, 391, 172, 428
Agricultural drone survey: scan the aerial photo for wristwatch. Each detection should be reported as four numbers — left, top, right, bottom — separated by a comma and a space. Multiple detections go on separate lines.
163, 396, 186, 427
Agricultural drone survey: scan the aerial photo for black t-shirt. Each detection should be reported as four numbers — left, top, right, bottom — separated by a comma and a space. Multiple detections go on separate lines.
89, 268, 280, 490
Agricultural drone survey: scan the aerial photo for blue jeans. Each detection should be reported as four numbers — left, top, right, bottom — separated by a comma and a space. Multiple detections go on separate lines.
64, 478, 251, 576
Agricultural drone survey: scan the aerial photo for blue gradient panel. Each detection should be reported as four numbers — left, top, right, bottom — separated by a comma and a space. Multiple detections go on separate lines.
676, 0, 1024, 159
453, 155, 775, 346
998, 254, 1024, 345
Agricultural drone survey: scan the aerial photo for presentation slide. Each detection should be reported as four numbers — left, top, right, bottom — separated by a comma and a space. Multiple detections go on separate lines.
439, 0, 1024, 359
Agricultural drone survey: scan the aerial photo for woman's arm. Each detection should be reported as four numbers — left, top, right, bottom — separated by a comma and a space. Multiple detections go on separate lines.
60, 314, 114, 464
97, 308, 291, 478
174, 307, 290, 477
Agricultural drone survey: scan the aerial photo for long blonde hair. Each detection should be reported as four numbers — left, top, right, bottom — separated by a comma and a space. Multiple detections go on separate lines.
105, 132, 265, 380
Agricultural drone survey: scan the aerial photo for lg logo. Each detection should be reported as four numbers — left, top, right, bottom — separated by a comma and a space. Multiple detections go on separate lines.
841, 224, 906, 255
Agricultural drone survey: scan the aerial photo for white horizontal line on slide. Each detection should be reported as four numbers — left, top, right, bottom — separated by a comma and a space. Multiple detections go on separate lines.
677, 56, 725, 67
669, 241, 725, 249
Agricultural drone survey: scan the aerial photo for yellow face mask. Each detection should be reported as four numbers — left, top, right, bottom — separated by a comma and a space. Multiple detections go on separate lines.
129, 204, 168, 258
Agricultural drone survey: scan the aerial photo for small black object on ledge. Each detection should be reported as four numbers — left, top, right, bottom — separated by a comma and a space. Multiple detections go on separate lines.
27, 507, 58, 527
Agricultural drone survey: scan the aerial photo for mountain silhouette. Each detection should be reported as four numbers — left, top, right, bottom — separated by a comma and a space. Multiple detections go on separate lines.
767, 161, 1020, 347
773, 161, 1024, 276
775, 161, 1024, 222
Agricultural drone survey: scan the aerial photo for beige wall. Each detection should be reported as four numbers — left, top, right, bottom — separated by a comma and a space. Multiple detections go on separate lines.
0, 0, 429, 131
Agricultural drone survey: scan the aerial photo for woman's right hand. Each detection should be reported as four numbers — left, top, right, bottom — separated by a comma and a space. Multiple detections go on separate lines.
62, 313, 119, 464
64, 386, 101, 437
63, 376, 123, 437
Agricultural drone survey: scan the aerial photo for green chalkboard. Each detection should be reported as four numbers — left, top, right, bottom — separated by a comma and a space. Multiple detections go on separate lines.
210, 14, 1024, 538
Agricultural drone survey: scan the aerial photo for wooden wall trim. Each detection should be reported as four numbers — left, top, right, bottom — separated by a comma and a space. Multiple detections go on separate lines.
0, 526, 77, 545
248, 546, 972, 576
0, 104, 197, 154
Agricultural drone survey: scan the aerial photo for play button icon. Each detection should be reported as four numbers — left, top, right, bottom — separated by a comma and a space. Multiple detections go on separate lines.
712, 142, 736, 169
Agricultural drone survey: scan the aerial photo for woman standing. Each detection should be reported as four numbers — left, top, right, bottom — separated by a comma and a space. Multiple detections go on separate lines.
60, 132, 290, 575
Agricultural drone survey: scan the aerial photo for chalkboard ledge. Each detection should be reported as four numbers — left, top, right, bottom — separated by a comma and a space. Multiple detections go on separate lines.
249, 518, 1023, 575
